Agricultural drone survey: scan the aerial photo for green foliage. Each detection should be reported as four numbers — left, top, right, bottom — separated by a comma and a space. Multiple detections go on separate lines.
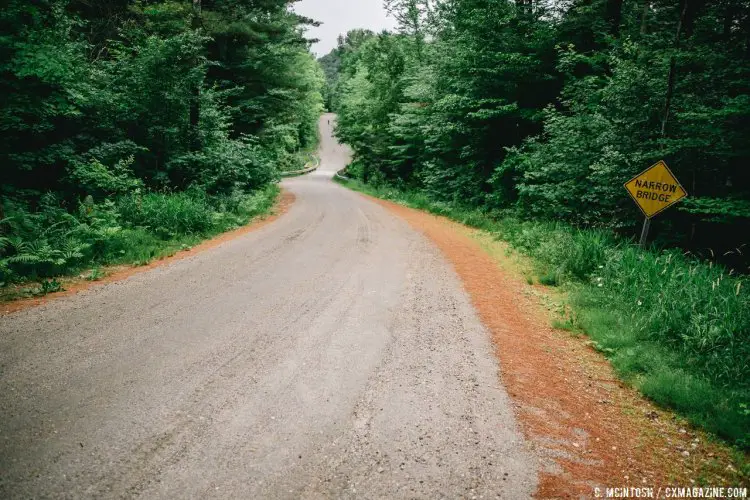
493, 219, 614, 281
69, 156, 143, 197
329, 0, 750, 266
1, 194, 107, 281
116, 190, 214, 238
0, 185, 280, 290
680, 197, 750, 222
587, 246, 750, 387
86, 267, 103, 281
0, 0, 321, 287
36, 279, 63, 295
337, 177, 750, 448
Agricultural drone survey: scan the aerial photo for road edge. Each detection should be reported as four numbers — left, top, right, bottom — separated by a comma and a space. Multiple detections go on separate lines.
356, 191, 747, 497
0, 190, 295, 316
280, 155, 320, 177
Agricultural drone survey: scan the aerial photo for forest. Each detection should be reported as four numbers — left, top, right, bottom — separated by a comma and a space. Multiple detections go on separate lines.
1, 0, 748, 452
0, 0, 323, 290
324, 0, 750, 448
324, 0, 750, 260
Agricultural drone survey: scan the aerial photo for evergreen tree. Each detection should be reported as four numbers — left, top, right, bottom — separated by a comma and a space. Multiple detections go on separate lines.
329, 0, 750, 262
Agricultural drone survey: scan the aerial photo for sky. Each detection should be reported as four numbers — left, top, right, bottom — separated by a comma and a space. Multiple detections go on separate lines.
293, 0, 398, 57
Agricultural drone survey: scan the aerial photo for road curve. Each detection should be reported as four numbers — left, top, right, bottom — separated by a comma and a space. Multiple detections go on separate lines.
0, 114, 537, 499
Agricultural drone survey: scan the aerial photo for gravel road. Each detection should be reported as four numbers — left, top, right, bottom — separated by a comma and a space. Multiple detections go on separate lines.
0, 114, 537, 499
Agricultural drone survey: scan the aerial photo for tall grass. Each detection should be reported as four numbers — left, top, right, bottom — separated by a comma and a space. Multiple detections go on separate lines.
0, 185, 279, 289
337, 176, 750, 448
117, 190, 214, 238
575, 246, 750, 444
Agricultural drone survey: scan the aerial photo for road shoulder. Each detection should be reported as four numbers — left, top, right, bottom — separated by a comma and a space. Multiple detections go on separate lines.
368, 195, 746, 497
0, 191, 295, 316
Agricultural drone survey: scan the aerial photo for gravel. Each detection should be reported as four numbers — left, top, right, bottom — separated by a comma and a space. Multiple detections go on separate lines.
0, 114, 537, 499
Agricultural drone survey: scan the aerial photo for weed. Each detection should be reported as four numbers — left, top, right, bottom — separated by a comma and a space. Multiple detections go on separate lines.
538, 273, 559, 286
86, 267, 103, 281
552, 318, 577, 332
35, 279, 63, 296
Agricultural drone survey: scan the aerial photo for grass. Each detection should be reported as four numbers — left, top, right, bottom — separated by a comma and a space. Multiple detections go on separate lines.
336, 175, 750, 451
279, 146, 319, 174
0, 184, 279, 301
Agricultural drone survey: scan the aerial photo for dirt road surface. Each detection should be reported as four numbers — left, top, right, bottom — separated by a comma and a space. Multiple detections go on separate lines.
0, 114, 537, 499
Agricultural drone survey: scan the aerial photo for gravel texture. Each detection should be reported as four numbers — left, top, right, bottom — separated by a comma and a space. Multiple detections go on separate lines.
0, 114, 537, 499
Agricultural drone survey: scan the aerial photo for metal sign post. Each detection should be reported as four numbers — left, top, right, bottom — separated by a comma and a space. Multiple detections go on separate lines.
639, 217, 651, 247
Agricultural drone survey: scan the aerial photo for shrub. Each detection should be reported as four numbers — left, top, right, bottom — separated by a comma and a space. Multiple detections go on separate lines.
116, 190, 214, 238
0, 194, 96, 281
0, 184, 279, 287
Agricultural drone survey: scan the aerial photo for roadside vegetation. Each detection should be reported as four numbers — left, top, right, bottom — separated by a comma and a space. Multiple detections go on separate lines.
336, 176, 750, 451
0, 1, 324, 293
324, 0, 750, 263
0, 185, 278, 300
327, 0, 749, 450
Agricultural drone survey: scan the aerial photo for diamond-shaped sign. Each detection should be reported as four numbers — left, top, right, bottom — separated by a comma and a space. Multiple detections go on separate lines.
624, 160, 687, 218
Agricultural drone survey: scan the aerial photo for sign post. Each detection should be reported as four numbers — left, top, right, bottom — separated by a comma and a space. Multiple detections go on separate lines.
639, 217, 651, 247
624, 160, 687, 247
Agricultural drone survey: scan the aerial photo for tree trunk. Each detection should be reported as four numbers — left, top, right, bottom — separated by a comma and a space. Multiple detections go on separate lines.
682, 0, 704, 38
660, 0, 689, 136
660, 58, 677, 136
189, 0, 201, 152
640, 0, 650, 35
606, 0, 623, 36
689, 167, 697, 242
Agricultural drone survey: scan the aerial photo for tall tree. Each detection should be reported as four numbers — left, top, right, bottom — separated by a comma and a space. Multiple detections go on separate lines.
331, 0, 750, 258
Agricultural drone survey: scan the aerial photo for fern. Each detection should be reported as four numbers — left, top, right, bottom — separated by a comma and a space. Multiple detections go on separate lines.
61, 239, 89, 262
0, 236, 11, 253
7, 253, 43, 264
5, 235, 25, 252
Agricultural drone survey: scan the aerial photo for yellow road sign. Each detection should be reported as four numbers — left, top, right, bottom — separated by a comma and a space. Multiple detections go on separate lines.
624, 160, 687, 218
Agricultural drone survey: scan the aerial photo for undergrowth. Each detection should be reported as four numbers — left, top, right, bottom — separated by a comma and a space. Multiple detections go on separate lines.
279, 142, 319, 173
336, 176, 750, 451
0, 184, 279, 294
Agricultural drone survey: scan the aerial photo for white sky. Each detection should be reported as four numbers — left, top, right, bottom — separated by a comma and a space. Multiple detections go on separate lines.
293, 0, 398, 57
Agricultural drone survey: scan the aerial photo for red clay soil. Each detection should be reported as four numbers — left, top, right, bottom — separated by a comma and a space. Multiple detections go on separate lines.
372, 196, 743, 499
0, 191, 295, 316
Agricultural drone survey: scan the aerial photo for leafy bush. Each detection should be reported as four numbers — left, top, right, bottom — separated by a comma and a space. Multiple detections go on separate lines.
0, 195, 93, 282
116, 190, 214, 238
166, 138, 276, 195
0, 185, 279, 287
69, 158, 142, 195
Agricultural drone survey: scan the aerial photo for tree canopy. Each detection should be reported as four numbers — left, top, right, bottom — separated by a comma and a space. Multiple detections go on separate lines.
0, 0, 323, 284
329, 0, 750, 269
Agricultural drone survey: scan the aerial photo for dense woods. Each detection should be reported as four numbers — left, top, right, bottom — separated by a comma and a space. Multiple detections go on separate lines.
0, 0, 323, 286
328, 0, 750, 266
327, 0, 750, 447
1, 0, 748, 451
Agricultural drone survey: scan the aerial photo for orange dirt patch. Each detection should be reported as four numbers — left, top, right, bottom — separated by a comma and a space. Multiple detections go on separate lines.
0, 190, 295, 316
371, 196, 742, 498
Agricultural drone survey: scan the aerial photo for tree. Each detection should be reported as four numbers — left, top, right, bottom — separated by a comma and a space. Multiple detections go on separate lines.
0, 0, 324, 282
331, 0, 750, 259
